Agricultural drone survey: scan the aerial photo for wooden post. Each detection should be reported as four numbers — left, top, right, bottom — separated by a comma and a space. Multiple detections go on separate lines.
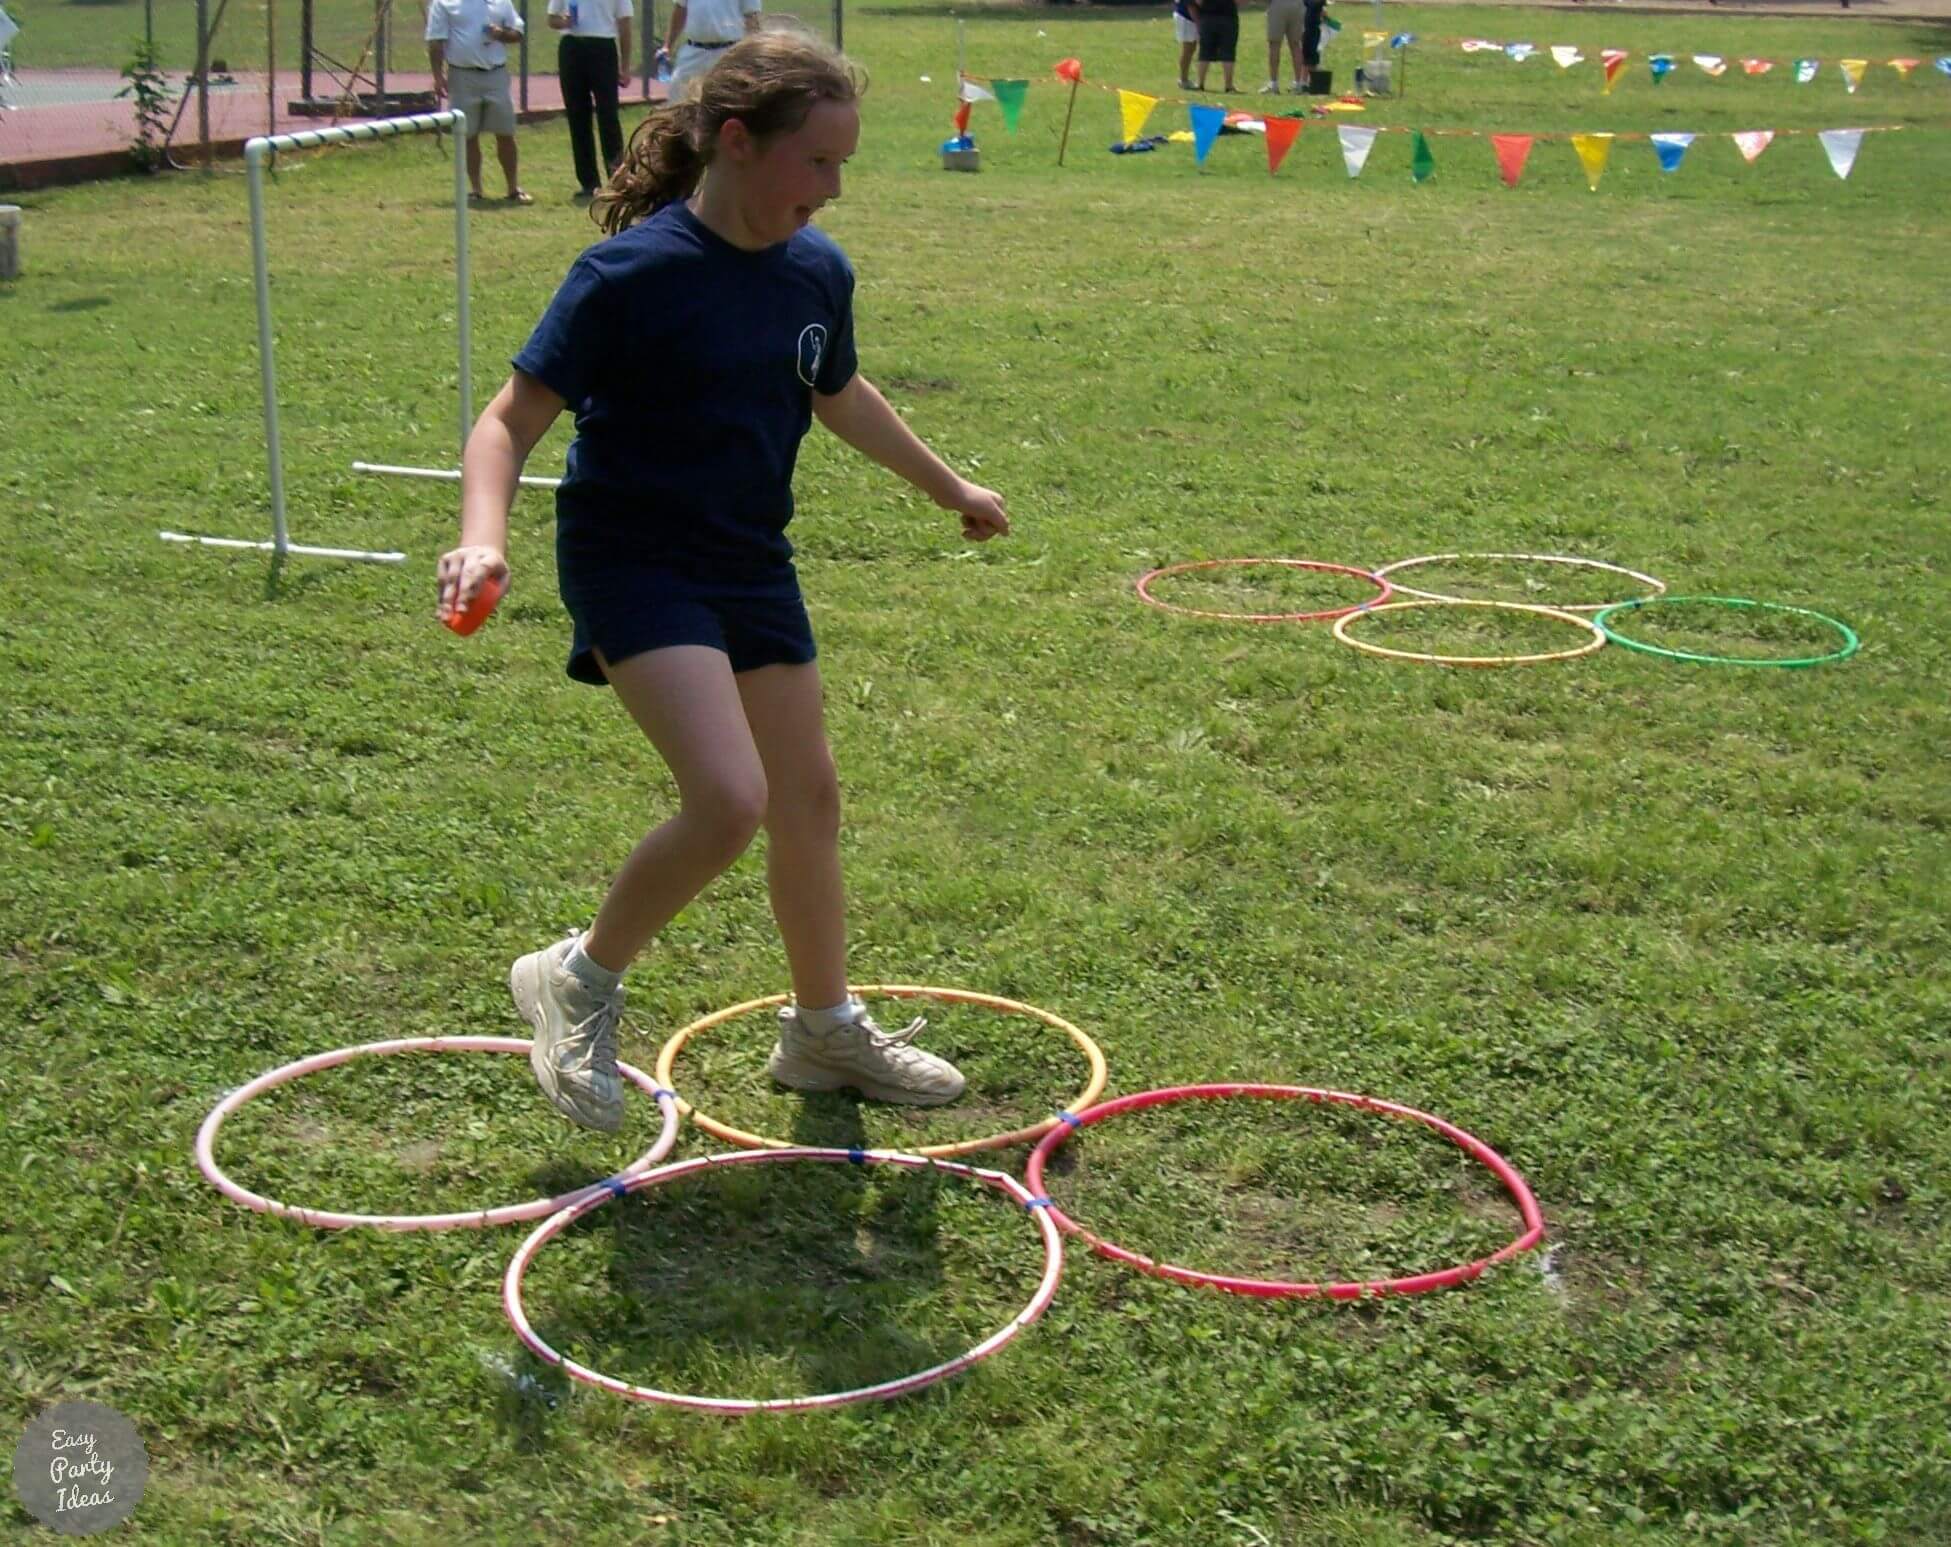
195, 0, 212, 170
1056, 76, 1080, 166
266, 0, 276, 137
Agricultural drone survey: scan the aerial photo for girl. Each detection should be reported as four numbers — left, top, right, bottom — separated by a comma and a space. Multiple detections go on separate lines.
435, 29, 1008, 1133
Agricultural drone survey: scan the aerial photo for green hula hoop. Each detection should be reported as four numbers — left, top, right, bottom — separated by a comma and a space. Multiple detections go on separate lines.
1592, 596, 1860, 668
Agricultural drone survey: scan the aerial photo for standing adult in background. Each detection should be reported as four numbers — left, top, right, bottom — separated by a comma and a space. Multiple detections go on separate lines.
548, 0, 632, 202
426, 0, 534, 204
1192, 0, 1238, 93
662, 0, 762, 93
1171, 0, 1198, 91
1298, 0, 1329, 93
1262, 0, 1306, 92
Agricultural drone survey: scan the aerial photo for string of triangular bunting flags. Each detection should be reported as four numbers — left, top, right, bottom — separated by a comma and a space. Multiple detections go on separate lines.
954, 68, 1903, 184
1453, 40, 1948, 92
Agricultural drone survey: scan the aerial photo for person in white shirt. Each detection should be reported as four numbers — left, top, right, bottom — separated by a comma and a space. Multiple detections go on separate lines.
425, 0, 533, 204
547, 0, 632, 202
660, 0, 761, 91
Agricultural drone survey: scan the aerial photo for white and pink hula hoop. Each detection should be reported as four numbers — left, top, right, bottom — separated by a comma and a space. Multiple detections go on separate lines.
1371, 552, 1666, 613
195, 1036, 681, 1231
503, 1147, 1065, 1413
1025, 1084, 1545, 1299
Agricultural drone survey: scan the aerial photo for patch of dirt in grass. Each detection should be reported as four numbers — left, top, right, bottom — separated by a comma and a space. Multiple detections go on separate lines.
395, 1140, 444, 1173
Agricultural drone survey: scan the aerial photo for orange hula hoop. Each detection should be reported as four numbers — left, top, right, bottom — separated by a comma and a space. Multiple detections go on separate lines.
654, 985, 1109, 1158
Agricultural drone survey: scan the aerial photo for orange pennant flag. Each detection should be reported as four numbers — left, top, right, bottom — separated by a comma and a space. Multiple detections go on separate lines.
1264, 116, 1302, 175
1491, 133, 1533, 187
1602, 49, 1628, 94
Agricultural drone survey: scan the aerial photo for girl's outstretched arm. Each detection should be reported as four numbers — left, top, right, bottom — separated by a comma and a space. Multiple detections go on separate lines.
436, 369, 566, 622
814, 374, 1010, 542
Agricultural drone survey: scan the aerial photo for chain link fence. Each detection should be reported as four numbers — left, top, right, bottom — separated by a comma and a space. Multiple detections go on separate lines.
1, 0, 839, 185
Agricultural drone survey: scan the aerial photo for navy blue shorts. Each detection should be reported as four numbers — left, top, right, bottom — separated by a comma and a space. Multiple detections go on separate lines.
556, 542, 817, 686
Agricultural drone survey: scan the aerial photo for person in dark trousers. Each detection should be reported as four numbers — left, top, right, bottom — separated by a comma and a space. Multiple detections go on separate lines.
548, 0, 633, 202
1194, 0, 1239, 93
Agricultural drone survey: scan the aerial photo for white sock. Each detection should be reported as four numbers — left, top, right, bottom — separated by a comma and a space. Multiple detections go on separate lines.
796, 997, 864, 1035
563, 935, 623, 996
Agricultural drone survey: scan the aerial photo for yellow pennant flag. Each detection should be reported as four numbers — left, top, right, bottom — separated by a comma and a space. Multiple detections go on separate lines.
1571, 132, 1614, 191
1118, 89, 1159, 144
1840, 58, 1868, 93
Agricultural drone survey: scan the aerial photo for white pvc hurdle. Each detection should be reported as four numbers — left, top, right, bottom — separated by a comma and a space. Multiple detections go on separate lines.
160, 110, 470, 564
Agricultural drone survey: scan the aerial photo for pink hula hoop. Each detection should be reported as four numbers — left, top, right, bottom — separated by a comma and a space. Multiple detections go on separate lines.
1025, 1084, 1545, 1299
1135, 558, 1392, 623
195, 1036, 681, 1231
503, 1147, 1065, 1413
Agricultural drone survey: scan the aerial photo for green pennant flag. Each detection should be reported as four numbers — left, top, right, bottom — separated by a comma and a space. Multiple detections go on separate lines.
1411, 130, 1435, 183
992, 78, 1029, 133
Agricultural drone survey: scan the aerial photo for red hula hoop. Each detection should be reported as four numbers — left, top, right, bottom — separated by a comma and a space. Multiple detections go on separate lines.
1025, 1084, 1545, 1299
1135, 559, 1393, 623
503, 1147, 1066, 1412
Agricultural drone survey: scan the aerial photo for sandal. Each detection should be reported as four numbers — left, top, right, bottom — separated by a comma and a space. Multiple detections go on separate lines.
506, 189, 534, 205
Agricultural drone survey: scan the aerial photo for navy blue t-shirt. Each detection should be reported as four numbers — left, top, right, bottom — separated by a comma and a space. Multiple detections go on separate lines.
513, 200, 858, 575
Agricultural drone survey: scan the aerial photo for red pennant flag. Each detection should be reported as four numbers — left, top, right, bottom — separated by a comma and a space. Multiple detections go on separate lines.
953, 99, 972, 134
1491, 133, 1534, 187
1264, 117, 1302, 175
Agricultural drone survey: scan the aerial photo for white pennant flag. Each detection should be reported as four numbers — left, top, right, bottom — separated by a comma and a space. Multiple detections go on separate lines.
1732, 130, 1775, 164
1460, 39, 1498, 54
1551, 46, 1583, 69
1339, 124, 1379, 178
1819, 128, 1864, 179
0, 6, 16, 53
958, 78, 995, 102
1505, 42, 1537, 61
1693, 54, 1727, 76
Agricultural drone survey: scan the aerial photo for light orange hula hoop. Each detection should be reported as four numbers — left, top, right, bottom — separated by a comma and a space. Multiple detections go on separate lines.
1332, 599, 1607, 668
654, 985, 1108, 1158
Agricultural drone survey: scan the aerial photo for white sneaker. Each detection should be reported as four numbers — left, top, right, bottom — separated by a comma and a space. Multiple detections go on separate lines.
767, 1004, 966, 1107
1259, 80, 1282, 93
511, 934, 625, 1132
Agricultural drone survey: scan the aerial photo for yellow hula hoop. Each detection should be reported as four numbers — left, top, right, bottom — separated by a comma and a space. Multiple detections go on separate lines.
1332, 599, 1607, 667
654, 985, 1109, 1158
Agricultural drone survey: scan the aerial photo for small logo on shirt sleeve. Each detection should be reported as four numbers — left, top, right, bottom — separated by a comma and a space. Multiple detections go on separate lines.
796, 323, 828, 386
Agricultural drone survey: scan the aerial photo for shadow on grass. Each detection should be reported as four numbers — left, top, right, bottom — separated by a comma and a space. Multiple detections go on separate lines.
503, 1094, 968, 1432
858, 2, 1150, 20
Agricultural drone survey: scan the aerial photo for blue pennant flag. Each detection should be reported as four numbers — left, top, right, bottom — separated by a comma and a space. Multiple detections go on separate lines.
1936, 56, 1951, 77
1650, 53, 1675, 82
1650, 131, 1695, 173
1390, 32, 1416, 48
1189, 102, 1227, 165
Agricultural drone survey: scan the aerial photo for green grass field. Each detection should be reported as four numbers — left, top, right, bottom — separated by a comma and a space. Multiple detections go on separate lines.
4, 3, 1950, 1542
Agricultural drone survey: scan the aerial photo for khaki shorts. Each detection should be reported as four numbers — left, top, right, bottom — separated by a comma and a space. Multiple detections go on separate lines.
448, 65, 517, 136
1266, 0, 1306, 47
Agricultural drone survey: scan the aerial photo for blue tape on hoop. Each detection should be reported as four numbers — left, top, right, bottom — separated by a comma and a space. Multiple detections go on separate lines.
1056, 1110, 1083, 1128
1024, 1195, 1054, 1209
601, 1175, 630, 1199
650, 1087, 678, 1102
847, 1147, 867, 1165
